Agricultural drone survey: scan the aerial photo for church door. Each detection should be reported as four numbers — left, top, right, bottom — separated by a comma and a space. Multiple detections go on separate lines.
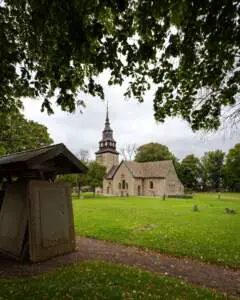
137, 185, 141, 196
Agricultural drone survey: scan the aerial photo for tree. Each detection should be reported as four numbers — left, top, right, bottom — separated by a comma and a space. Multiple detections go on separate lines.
75, 149, 90, 197
59, 149, 90, 197
120, 144, 137, 160
1, 1, 239, 130
179, 155, 204, 191
223, 144, 240, 192
87, 161, 106, 196
0, 111, 53, 155
77, 149, 90, 164
202, 150, 225, 191
57, 173, 88, 197
135, 143, 173, 162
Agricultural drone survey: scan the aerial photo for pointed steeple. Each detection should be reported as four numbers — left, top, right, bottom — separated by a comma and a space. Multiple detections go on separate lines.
106, 100, 109, 124
96, 102, 118, 155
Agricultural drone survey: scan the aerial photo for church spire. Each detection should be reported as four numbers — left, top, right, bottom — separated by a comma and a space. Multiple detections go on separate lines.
106, 100, 109, 124
95, 102, 118, 155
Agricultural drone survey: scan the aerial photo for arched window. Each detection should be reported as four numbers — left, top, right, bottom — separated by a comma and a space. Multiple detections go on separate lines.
150, 181, 153, 189
118, 182, 121, 189
122, 180, 126, 189
126, 183, 128, 190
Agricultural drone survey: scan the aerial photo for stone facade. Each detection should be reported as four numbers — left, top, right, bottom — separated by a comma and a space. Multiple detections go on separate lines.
96, 152, 119, 173
96, 107, 184, 197
103, 160, 184, 196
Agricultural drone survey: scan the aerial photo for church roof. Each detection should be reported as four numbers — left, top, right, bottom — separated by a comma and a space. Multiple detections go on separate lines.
105, 160, 173, 179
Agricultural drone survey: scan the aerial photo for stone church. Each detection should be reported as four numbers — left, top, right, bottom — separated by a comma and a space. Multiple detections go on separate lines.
96, 108, 184, 196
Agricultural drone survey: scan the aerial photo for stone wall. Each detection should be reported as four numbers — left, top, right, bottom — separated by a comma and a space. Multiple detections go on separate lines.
165, 163, 184, 195
142, 178, 166, 196
111, 162, 135, 196
96, 152, 119, 173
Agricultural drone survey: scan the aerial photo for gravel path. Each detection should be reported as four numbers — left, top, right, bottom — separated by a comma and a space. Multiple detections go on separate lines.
0, 236, 239, 297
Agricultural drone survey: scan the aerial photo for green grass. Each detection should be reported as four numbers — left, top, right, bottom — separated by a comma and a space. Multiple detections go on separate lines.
0, 261, 230, 299
73, 193, 240, 268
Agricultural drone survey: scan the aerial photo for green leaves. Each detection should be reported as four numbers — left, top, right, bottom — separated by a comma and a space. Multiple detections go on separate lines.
0, 111, 53, 155
1, 0, 240, 130
87, 161, 106, 192
135, 143, 173, 162
223, 144, 240, 192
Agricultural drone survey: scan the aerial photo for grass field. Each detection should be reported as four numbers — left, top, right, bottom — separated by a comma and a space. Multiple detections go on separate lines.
0, 261, 229, 299
73, 193, 240, 268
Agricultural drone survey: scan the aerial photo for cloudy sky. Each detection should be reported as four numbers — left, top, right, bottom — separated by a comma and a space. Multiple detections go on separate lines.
23, 76, 239, 161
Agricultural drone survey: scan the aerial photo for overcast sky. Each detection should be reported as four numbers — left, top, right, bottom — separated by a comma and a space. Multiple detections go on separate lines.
23, 77, 239, 161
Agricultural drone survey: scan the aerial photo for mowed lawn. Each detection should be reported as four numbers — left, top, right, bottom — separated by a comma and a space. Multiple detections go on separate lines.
73, 193, 240, 268
0, 261, 228, 300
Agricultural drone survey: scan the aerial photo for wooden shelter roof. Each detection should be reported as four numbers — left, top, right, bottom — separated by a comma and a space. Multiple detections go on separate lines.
0, 143, 88, 177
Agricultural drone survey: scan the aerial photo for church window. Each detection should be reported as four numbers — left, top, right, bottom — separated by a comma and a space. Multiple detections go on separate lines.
150, 181, 154, 189
126, 183, 128, 190
118, 182, 121, 189
122, 180, 126, 189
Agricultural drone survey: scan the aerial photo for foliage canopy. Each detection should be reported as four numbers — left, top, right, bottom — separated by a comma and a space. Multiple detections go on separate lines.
135, 143, 173, 162
1, 0, 240, 130
0, 110, 53, 155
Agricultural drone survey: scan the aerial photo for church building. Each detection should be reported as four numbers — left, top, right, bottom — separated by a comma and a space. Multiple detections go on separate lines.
96, 107, 184, 196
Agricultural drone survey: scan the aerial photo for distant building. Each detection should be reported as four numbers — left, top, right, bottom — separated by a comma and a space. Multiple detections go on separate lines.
96, 107, 184, 196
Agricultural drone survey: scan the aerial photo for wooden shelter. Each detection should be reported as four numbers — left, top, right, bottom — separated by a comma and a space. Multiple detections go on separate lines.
0, 144, 87, 262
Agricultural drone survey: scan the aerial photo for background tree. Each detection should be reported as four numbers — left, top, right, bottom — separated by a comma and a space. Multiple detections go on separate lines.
74, 150, 90, 197
223, 144, 240, 192
0, 111, 53, 155
58, 149, 90, 197
1, 1, 239, 130
135, 143, 173, 162
179, 155, 204, 191
77, 149, 90, 164
202, 150, 225, 191
120, 144, 137, 160
87, 161, 106, 196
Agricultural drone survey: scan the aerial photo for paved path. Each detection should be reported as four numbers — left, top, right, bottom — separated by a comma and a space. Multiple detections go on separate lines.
0, 236, 240, 297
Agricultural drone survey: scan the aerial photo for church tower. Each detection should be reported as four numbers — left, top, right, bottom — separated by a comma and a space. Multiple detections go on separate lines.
95, 104, 119, 172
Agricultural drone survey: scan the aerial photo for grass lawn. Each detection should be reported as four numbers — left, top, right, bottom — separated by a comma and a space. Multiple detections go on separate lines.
0, 261, 230, 299
73, 193, 240, 268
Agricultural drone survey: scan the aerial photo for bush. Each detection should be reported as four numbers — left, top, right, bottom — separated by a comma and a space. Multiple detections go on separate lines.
167, 195, 193, 199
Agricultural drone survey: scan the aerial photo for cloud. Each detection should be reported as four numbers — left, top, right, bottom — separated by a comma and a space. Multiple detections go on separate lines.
22, 84, 239, 161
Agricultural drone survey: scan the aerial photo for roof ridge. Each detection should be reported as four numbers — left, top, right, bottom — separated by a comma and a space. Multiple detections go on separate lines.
125, 160, 172, 164
0, 143, 62, 159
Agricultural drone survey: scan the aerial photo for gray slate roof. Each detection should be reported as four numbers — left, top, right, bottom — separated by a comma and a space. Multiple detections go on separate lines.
0, 143, 88, 176
106, 160, 173, 179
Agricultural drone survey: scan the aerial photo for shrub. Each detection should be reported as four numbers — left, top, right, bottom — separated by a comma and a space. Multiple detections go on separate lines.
168, 195, 193, 199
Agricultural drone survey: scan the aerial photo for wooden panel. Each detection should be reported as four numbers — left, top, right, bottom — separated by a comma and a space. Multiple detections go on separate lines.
0, 181, 28, 258
28, 180, 75, 262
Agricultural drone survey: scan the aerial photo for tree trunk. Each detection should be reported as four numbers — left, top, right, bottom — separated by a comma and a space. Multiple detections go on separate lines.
78, 182, 81, 198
